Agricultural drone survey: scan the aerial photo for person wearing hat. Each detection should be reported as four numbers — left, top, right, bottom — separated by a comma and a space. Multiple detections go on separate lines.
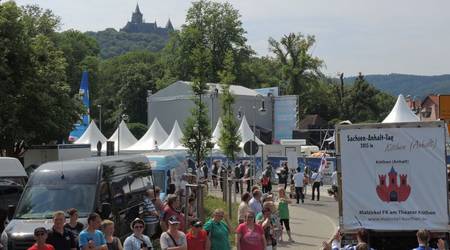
28, 227, 55, 250
186, 219, 210, 250
123, 218, 152, 250
160, 215, 187, 250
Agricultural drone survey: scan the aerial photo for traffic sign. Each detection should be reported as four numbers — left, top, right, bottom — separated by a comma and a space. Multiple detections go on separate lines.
243, 140, 258, 155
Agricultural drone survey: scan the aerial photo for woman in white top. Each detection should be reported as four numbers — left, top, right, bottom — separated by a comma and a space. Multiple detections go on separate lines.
238, 192, 251, 224
160, 215, 187, 250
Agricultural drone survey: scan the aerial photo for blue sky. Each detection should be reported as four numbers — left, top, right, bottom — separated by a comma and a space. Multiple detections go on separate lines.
13, 0, 450, 76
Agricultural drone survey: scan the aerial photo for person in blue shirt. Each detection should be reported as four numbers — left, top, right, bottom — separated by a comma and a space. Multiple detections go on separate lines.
412, 230, 445, 250
79, 213, 107, 250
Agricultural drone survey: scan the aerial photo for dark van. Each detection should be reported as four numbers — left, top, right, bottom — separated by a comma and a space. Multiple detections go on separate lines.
1, 155, 155, 250
0, 157, 28, 234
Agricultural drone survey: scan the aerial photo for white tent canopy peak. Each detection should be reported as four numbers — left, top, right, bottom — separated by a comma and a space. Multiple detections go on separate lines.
382, 94, 420, 123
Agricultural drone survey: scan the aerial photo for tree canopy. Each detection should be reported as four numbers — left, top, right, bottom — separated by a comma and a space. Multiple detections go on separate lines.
0, 0, 398, 156
0, 2, 82, 154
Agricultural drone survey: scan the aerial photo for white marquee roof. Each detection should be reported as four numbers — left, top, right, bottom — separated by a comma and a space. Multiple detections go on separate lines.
382, 94, 420, 123
211, 118, 222, 150
125, 118, 168, 151
74, 120, 107, 150
102, 120, 137, 152
238, 115, 264, 147
159, 120, 186, 150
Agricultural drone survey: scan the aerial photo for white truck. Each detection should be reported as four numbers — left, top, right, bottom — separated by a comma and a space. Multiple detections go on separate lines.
335, 121, 449, 249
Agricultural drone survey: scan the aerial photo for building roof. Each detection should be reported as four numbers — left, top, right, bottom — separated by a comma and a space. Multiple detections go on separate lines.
421, 95, 439, 107
151, 81, 261, 100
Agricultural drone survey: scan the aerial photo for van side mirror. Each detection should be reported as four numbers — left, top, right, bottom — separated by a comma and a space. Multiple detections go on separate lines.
100, 203, 111, 219
7, 205, 16, 220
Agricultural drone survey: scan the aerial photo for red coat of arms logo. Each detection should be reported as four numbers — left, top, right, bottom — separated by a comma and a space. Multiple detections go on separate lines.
376, 167, 411, 202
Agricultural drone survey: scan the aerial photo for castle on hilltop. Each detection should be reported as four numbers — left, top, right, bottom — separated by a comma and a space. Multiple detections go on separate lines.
120, 4, 174, 35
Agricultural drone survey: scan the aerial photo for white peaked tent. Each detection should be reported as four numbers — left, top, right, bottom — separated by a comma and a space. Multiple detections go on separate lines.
238, 115, 265, 147
382, 94, 420, 123
159, 120, 186, 150
102, 120, 137, 152
125, 118, 168, 151
74, 120, 107, 150
211, 118, 223, 150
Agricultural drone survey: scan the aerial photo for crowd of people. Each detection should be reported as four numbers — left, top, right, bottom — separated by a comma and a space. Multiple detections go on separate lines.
25, 160, 446, 250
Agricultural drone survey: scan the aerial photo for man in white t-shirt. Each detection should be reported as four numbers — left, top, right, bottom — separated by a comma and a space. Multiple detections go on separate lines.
293, 170, 305, 204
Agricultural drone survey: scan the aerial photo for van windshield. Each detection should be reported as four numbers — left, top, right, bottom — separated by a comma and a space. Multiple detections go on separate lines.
15, 184, 96, 219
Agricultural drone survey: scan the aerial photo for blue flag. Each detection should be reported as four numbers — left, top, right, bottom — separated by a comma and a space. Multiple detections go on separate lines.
68, 71, 90, 142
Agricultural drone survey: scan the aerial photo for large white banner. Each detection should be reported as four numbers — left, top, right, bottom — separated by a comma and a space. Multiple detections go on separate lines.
340, 126, 448, 231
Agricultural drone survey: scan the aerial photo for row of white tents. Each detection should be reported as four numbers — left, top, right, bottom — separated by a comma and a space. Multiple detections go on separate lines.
74, 115, 265, 152
76, 94, 421, 151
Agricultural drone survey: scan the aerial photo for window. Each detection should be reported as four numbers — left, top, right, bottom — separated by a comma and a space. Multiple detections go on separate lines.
15, 184, 96, 219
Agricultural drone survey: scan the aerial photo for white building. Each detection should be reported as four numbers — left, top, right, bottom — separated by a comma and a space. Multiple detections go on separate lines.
147, 81, 273, 142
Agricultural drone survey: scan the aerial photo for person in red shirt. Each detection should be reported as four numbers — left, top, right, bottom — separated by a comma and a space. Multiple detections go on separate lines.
236, 211, 266, 250
162, 194, 186, 232
186, 219, 210, 250
28, 227, 55, 250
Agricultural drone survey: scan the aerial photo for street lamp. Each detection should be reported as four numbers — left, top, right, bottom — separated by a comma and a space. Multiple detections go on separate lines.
236, 95, 266, 186
97, 104, 102, 132
146, 90, 152, 126
252, 94, 266, 186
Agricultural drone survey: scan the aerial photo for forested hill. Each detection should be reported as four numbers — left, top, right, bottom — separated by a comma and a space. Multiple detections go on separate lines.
345, 74, 450, 98
86, 28, 169, 58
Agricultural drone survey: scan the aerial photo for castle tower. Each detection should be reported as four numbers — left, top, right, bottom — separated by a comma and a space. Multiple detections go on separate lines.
131, 3, 143, 24
388, 166, 398, 187
166, 18, 174, 32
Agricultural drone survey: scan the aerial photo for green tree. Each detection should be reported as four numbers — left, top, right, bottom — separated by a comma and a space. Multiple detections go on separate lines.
55, 30, 100, 94
128, 122, 148, 139
182, 47, 213, 168
86, 28, 169, 58
239, 56, 283, 89
343, 73, 395, 123
95, 50, 162, 136
0, 3, 82, 155
161, 0, 252, 83
218, 51, 241, 161
269, 33, 323, 115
